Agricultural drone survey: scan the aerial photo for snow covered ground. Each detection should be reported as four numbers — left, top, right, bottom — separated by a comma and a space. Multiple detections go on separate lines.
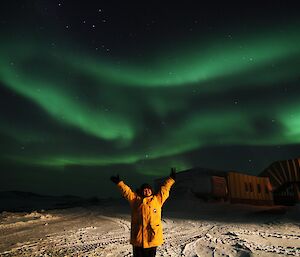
0, 198, 299, 257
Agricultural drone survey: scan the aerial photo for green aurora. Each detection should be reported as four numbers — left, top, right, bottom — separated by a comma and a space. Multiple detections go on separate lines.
1, 1, 300, 198
1, 24, 300, 176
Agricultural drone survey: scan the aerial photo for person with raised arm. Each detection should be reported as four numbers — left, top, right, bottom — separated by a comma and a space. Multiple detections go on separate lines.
110, 168, 176, 257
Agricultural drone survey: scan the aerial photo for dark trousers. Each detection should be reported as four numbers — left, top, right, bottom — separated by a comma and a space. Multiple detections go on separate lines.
133, 246, 157, 257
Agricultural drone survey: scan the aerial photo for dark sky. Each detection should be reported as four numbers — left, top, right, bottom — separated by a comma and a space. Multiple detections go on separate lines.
1, 1, 300, 198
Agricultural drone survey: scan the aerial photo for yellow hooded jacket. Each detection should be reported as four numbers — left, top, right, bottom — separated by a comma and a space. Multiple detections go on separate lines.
117, 177, 175, 248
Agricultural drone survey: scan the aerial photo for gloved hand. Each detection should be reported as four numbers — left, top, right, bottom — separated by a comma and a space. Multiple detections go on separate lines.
110, 174, 120, 184
170, 167, 176, 180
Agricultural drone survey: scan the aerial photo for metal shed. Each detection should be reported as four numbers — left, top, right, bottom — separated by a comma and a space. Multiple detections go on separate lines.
259, 158, 300, 205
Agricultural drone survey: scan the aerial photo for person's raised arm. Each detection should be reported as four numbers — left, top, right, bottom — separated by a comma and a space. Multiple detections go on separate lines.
157, 168, 176, 205
110, 174, 136, 202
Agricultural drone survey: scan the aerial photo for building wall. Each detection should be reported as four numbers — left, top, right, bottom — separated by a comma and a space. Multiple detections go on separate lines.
227, 172, 273, 205
211, 176, 227, 199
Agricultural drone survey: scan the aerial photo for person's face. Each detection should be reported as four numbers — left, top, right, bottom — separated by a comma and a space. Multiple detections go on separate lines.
143, 188, 152, 197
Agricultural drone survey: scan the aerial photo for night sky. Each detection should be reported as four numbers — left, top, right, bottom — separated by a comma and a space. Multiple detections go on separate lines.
1, 1, 300, 198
